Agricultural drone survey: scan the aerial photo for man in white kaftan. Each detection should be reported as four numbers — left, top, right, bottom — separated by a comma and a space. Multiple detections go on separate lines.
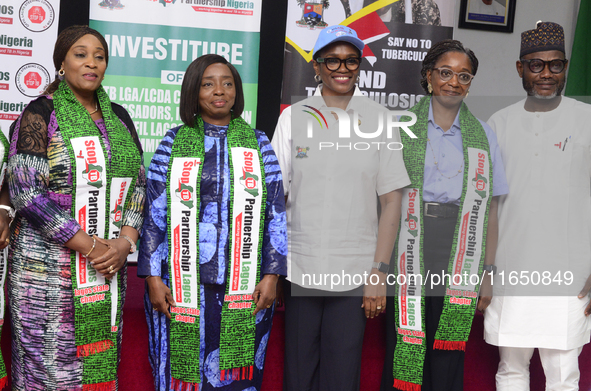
484, 21, 591, 391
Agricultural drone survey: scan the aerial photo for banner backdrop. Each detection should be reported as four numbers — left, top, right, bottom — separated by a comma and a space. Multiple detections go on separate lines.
281, 0, 454, 109
89, 0, 262, 164
0, 0, 60, 135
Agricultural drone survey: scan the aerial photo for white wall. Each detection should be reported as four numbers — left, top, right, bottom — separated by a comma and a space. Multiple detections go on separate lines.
453, 0, 580, 98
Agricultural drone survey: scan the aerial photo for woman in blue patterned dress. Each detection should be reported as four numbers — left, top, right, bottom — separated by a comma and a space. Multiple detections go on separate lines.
138, 54, 287, 391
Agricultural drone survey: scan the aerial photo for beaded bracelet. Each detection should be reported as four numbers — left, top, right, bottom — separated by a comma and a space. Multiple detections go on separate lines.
85, 236, 97, 258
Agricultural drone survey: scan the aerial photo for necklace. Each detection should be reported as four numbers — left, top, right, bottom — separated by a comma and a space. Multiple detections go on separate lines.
88, 101, 99, 116
427, 137, 463, 179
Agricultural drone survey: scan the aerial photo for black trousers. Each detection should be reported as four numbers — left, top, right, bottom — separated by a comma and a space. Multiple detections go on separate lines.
283, 282, 366, 391
381, 214, 465, 391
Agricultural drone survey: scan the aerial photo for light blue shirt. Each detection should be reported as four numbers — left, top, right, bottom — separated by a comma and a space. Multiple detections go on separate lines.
423, 100, 509, 205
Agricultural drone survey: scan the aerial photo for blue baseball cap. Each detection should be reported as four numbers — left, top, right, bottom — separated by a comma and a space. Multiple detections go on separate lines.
312, 25, 365, 60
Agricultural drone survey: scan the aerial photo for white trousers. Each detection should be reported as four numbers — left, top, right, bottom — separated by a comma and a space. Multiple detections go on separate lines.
496, 346, 583, 391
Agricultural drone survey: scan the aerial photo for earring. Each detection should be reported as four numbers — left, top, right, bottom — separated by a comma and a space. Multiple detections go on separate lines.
356, 75, 360, 83
314, 74, 321, 83
58, 68, 65, 76
427, 83, 433, 94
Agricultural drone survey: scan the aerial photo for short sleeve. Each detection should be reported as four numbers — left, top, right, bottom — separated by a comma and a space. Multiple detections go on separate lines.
479, 119, 509, 197
270, 107, 292, 196
376, 116, 411, 196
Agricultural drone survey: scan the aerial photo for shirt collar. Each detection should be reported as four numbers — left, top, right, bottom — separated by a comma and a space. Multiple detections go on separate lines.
428, 97, 462, 135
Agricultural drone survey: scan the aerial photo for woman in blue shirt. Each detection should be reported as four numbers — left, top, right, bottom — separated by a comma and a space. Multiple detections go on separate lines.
381, 39, 508, 391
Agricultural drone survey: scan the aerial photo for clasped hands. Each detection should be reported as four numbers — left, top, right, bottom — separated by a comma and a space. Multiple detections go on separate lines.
87, 235, 131, 280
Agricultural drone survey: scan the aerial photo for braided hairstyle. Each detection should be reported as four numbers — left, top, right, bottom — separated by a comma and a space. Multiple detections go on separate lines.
419, 39, 478, 95
43, 25, 109, 95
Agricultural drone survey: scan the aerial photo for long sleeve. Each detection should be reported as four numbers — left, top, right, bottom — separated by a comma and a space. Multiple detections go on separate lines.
121, 155, 146, 231
8, 101, 80, 244
137, 127, 178, 278
256, 130, 287, 276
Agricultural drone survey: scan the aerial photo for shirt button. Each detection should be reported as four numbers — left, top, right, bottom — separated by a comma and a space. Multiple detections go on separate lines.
535, 133, 539, 136
442, 153, 446, 157
535, 153, 538, 156
438, 178, 442, 182
536, 114, 540, 118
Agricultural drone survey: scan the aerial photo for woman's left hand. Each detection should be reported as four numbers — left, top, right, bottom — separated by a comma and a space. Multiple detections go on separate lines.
91, 236, 130, 279
362, 271, 387, 319
252, 274, 280, 315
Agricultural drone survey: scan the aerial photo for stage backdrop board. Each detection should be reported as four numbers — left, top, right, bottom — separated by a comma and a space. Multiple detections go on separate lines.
90, 0, 262, 165
281, 0, 454, 109
0, 0, 60, 136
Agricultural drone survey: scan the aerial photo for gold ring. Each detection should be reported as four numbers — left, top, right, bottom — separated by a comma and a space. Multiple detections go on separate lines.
266, 305, 271, 309
377, 306, 382, 310
109, 265, 114, 272
153, 307, 157, 311
4, 238, 8, 243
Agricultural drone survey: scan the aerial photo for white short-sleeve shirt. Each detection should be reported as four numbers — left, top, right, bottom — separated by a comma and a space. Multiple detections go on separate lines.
271, 86, 410, 291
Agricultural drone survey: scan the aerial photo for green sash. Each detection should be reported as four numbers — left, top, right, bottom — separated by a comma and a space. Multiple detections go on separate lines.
54, 81, 141, 389
0, 131, 8, 390
392, 97, 492, 391
166, 115, 267, 389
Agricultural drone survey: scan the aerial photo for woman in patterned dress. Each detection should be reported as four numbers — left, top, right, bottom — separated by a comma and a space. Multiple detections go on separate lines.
8, 26, 145, 390
138, 54, 287, 391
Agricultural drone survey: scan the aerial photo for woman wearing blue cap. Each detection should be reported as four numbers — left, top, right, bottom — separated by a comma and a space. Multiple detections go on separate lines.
271, 26, 410, 390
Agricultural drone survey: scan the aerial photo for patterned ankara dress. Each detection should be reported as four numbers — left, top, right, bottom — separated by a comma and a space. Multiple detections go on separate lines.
138, 122, 287, 391
7, 97, 146, 390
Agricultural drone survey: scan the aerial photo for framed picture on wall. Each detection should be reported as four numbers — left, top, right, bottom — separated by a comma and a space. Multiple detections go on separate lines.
458, 0, 516, 33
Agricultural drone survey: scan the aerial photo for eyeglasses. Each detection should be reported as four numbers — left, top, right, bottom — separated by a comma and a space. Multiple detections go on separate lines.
433, 68, 474, 85
316, 57, 362, 71
520, 59, 568, 74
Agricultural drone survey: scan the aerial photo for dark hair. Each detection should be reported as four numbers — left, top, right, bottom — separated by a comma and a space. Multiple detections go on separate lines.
419, 39, 479, 95
179, 54, 244, 127
43, 25, 109, 95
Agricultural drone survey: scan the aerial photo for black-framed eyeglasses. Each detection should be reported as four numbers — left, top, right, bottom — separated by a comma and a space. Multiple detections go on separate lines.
316, 57, 362, 71
433, 68, 474, 85
521, 59, 568, 74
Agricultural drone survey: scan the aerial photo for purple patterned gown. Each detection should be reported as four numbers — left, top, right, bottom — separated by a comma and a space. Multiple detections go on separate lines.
7, 97, 146, 390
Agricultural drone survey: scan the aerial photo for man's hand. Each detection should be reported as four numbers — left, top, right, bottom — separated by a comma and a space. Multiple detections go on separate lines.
362, 271, 387, 319
477, 271, 493, 313
578, 273, 591, 316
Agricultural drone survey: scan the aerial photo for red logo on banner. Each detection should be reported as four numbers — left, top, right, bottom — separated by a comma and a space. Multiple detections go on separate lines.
24, 71, 41, 89
27, 6, 45, 23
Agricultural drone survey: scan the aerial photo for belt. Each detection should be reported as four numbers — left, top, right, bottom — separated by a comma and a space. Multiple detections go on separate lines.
423, 202, 459, 219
